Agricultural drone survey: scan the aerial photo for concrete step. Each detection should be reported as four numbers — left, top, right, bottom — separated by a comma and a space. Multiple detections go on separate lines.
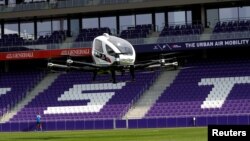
123, 69, 180, 119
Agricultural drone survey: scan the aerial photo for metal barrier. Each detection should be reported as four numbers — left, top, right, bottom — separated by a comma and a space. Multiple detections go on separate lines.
0, 0, 133, 13
0, 114, 249, 132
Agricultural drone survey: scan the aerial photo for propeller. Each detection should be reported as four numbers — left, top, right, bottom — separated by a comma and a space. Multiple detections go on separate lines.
66, 59, 74, 65
47, 62, 54, 67
160, 52, 182, 57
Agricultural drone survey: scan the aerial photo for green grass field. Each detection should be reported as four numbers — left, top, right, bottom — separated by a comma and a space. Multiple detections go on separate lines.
0, 127, 207, 141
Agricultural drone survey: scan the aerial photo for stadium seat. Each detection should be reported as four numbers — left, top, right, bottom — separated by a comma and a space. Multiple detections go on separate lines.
10, 71, 159, 122
145, 60, 250, 118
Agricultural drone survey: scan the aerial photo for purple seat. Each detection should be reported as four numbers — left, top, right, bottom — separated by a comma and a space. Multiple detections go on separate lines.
9, 71, 159, 122
0, 71, 46, 116
145, 60, 250, 119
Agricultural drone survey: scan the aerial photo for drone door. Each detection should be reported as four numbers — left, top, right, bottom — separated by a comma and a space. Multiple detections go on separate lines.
92, 39, 110, 64
105, 44, 116, 64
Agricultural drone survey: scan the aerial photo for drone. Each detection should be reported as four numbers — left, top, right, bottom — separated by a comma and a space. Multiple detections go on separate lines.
48, 33, 178, 83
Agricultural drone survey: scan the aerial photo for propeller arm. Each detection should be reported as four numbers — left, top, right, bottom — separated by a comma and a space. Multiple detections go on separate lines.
48, 62, 96, 71
135, 59, 178, 69
134, 60, 160, 69
162, 61, 178, 67
47, 63, 68, 69
65, 60, 101, 68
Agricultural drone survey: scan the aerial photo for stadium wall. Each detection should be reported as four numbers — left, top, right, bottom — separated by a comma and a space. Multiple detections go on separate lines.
0, 115, 250, 132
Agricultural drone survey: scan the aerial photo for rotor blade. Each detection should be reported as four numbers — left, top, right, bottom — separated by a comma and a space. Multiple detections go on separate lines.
134, 60, 160, 70
146, 61, 178, 69
160, 52, 181, 57
146, 64, 161, 68
136, 57, 177, 64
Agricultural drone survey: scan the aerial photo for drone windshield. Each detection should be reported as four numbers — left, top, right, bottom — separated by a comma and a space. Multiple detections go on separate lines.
108, 36, 133, 55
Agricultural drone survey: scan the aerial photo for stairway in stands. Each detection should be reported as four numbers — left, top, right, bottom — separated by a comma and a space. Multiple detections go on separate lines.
124, 70, 180, 119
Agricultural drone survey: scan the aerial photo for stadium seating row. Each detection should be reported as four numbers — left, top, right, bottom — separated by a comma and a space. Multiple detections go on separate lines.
0, 71, 46, 117
9, 71, 158, 121
146, 60, 250, 118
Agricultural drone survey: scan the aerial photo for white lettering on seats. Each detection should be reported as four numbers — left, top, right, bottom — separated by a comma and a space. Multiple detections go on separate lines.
0, 88, 11, 96
198, 77, 250, 109
44, 82, 126, 114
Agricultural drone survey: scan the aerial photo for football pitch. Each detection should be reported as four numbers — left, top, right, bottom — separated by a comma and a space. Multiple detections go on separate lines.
0, 127, 207, 141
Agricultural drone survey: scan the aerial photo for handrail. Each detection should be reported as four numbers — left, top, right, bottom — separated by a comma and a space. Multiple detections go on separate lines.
5, 112, 250, 123
0, 0, 169, 13
0, 0, 149, 13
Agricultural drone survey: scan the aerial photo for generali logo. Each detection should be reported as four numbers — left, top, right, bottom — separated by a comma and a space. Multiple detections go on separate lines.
6, 52, 34, 59
61, 48, 91, 56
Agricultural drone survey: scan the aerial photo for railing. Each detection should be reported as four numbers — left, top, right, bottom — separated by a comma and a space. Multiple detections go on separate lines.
1, 113, 250, 132
0, 31, 250, 52
207, 18, 250, 28
127, 31, 250, 45
0, 0, 168, 13
0, 0, 154, 13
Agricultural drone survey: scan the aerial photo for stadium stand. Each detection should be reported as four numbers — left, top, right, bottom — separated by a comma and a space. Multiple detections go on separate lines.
9, 71, 159, 122
213, 20, 250, 33
2, 58, 250, 131
1, 0, 250, 133
159, 24, 203, 37
0, 30, 67, 52
146, 59, 250, 119
156, 24, 204, 43
0, 34, 25, 47
120, 24, 153, 39
75, 27, 111, 42
211, 20, 250, 40
0, 71, 46, 118
35, 30, 66, 44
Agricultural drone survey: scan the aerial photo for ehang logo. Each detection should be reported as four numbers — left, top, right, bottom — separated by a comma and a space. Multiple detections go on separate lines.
171, 44, 182, 48
44, 82, 126, 114
153, 44, 172, 50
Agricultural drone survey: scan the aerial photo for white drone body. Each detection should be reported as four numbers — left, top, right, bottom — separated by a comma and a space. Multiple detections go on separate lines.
48, 33, 179, 83
92, 33, 136, 66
